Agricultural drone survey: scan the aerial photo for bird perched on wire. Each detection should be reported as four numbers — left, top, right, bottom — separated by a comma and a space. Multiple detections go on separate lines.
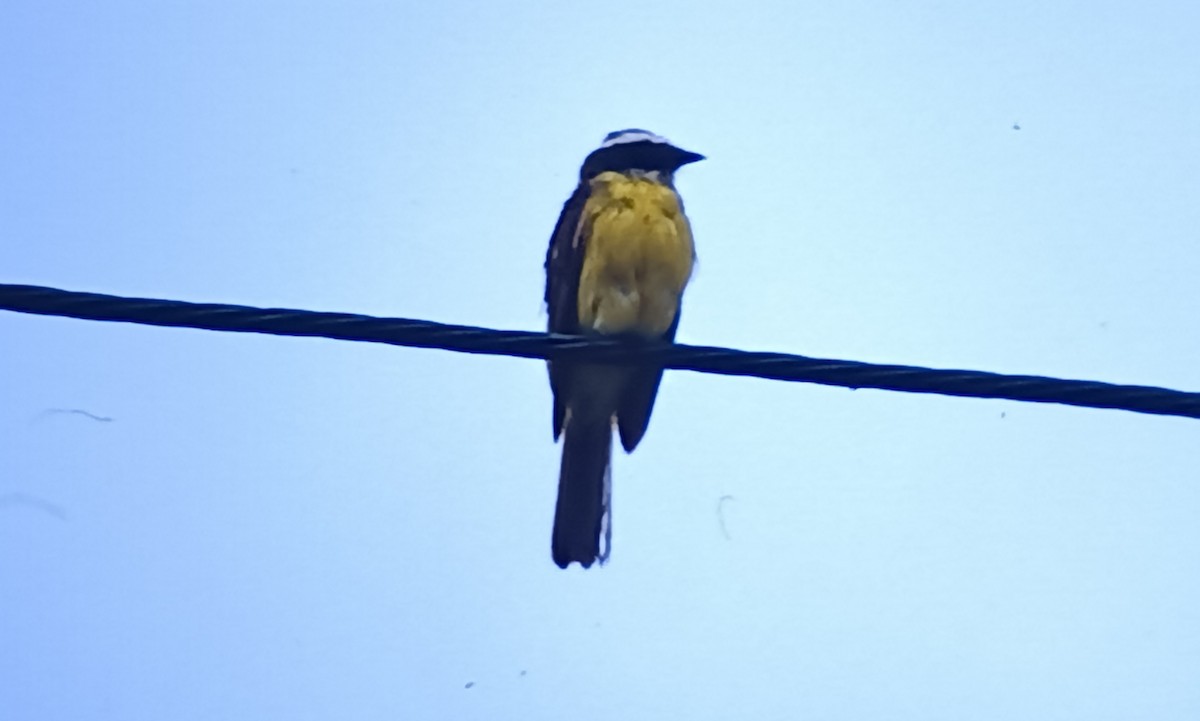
544, 129, 704, 569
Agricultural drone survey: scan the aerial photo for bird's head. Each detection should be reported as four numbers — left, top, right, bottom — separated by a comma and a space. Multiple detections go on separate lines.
579, 129, 704, 181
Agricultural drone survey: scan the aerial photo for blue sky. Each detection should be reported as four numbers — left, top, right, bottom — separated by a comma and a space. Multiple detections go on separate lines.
2, 2, 1199, 719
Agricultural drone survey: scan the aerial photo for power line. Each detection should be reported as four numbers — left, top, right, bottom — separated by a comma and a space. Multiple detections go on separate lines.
2, 282, 1199, 420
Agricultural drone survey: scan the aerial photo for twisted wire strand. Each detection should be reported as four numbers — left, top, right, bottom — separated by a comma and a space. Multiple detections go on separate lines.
3, 283, 1198, 420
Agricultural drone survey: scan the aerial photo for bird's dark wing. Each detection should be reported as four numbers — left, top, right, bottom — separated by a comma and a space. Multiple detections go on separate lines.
616, 307, 680, 453
545, 184, 589, 438
546, 182, 613, 568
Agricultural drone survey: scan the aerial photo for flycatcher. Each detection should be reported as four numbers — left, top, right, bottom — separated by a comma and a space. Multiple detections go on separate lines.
544, 129, 704, 568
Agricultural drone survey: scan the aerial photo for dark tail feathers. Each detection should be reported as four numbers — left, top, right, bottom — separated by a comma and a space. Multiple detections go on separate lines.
552, 418, 612, 569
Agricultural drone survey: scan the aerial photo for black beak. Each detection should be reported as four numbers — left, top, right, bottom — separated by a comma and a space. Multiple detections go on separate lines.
677, 149, 706, 166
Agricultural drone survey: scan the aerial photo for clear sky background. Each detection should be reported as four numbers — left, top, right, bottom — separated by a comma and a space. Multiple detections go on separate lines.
2, 2, 1198, 719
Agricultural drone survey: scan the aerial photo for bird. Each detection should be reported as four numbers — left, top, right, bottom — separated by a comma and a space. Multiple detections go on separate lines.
543, 129, 704, 568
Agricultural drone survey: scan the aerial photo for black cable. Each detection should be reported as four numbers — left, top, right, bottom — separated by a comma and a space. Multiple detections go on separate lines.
3, 282, 1198, 420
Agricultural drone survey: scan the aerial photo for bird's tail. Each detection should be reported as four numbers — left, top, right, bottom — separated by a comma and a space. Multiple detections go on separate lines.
552, 416, 613, 569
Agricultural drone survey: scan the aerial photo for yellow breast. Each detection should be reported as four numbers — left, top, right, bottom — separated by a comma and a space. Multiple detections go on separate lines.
576, 172, 695, 336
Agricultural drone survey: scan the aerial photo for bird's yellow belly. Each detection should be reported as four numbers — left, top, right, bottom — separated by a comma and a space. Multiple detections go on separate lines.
577, 174, 694, 337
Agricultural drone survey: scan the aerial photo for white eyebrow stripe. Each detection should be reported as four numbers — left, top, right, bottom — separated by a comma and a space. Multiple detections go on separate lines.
599, 131, 670, 148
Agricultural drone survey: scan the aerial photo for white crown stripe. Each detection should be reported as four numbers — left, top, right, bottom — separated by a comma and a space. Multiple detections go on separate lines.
598, 130, 671, 149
